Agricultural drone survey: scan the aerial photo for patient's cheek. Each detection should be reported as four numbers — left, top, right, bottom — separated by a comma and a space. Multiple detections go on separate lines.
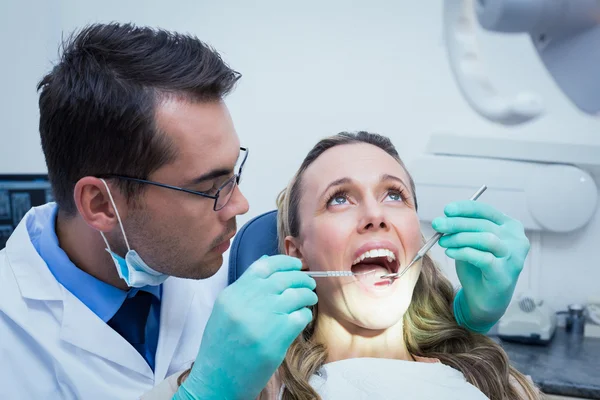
320, 235, 339, 253
409, 231, 423, 252
305, 227, 342, 270
401, 220, 423, 253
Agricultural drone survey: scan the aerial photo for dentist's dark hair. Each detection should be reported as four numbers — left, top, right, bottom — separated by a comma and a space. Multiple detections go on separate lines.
37, 22, 240, 215
273, 131, 540, 400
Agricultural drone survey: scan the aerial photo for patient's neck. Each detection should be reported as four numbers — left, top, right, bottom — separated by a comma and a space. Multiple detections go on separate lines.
313, 311, 412, 363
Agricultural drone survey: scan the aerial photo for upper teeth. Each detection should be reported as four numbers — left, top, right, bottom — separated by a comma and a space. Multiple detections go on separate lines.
352, 249, 396, 265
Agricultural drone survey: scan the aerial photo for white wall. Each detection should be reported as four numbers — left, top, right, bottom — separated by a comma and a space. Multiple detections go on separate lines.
1, 0, 598, 312
0, 0, 61, 173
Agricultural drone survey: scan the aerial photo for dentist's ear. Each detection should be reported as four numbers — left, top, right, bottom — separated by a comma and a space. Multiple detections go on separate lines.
284, 236, 309, 271
74, 176, 127, 232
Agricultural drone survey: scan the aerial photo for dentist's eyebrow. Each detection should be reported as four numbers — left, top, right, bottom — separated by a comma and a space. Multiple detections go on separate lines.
185, 168, 232, 186
320, 177, 353, 199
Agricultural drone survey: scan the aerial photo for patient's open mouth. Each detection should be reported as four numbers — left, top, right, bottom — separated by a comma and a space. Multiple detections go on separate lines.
351, 248, 399, 287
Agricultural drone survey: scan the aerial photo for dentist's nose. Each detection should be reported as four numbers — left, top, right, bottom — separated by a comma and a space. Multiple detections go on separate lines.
218, 185, 249, 222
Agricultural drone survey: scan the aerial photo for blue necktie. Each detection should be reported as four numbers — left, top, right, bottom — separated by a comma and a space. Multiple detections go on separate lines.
108, 290, 160, 371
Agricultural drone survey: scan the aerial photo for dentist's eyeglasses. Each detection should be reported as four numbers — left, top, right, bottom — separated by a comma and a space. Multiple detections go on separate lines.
101, 147, 248, 211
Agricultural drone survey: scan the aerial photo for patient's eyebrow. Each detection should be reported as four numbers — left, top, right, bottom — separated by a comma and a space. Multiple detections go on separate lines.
380, 174, 408, 188
319, 174, 411, 199
320, 177, 353, 199
381, 174, 414, 197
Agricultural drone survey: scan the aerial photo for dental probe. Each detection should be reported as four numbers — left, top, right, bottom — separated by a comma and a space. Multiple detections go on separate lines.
380, 184, 488, 281
303, 270, 377, 278
304, 271, 355, 277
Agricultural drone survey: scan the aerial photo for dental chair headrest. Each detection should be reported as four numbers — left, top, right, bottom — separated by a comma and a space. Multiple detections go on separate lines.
228, 210, 280, 285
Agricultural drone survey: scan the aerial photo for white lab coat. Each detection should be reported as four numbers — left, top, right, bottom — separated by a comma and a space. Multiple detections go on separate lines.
0, 204, 229, 400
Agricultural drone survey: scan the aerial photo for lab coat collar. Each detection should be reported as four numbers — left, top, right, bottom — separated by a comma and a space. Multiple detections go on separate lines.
7, 204, 63, 301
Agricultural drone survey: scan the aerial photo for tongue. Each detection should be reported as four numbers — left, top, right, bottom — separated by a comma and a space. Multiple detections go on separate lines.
351, 263, 390, 286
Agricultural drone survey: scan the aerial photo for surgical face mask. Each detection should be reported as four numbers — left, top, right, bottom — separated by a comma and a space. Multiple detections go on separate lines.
98, 179, 169, 288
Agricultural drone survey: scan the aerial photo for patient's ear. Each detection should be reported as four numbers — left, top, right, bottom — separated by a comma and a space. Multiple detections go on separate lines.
284, 236, 308, 271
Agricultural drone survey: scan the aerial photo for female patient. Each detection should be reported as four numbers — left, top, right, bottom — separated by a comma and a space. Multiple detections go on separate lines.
143, 131, 539, 399
265, 131, 539, 399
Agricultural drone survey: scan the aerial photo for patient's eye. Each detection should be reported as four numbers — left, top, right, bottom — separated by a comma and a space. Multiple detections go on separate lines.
387, 191, 401, 201
326, 190, 349, 206
384, 187, 407, 203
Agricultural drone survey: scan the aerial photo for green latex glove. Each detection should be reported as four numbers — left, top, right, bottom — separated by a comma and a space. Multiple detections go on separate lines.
173, 255, 317, 400
432, 201, 530, 333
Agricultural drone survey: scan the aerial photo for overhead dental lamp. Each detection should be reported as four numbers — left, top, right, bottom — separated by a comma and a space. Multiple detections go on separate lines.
444, 0, 600, 124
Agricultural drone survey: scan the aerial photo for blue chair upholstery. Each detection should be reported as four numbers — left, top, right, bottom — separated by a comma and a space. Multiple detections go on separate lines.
228, 210, 280, 285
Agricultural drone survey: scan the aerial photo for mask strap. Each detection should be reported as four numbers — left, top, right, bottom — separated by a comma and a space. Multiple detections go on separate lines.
99, 178, 132, 252
99, 231, 112, 253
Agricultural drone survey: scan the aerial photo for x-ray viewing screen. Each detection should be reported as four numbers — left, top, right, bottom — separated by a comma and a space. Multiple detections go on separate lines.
0, 175, 52, 249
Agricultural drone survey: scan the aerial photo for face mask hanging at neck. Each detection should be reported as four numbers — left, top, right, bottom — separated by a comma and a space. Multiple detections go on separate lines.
98, 179, 169, 288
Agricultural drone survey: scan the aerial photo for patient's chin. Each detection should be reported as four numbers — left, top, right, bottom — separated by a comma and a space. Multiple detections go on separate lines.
345, 293, 412, 331
344, 281, 414, 330
354, 306, 408, 331
330, 266, 419, 330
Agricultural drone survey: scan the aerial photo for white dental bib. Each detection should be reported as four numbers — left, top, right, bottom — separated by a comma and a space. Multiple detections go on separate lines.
297, 357, 489, 399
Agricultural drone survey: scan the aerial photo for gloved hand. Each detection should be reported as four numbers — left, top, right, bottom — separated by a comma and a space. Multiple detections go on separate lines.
173, 255, 317, 400
432, 201, 530, 333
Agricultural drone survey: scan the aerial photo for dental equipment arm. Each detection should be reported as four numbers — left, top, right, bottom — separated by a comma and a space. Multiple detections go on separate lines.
444, 0, 600, 122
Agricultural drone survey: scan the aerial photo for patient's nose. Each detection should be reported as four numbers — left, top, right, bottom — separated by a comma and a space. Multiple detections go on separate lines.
358, 200, 390, 233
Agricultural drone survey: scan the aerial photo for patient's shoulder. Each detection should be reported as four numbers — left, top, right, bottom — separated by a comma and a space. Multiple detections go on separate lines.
413, 354, 441, 363
259, 356, 444, 399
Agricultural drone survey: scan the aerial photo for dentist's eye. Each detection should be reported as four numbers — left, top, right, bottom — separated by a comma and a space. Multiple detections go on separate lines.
326, 190, 349, 206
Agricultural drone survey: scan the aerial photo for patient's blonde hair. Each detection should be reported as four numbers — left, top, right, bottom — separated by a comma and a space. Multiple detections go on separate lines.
271, 131, 540, 400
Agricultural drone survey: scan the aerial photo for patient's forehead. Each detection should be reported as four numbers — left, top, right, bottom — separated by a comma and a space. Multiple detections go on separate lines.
300, 143, 411, 205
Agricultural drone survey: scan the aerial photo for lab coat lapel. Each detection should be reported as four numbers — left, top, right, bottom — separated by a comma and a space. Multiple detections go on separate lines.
154, 278, 195, 381
60, 289, 154, 378
6, 207, 63, 301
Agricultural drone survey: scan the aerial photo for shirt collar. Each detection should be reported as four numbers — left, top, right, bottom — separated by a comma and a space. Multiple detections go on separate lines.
36, 204, 161, 322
